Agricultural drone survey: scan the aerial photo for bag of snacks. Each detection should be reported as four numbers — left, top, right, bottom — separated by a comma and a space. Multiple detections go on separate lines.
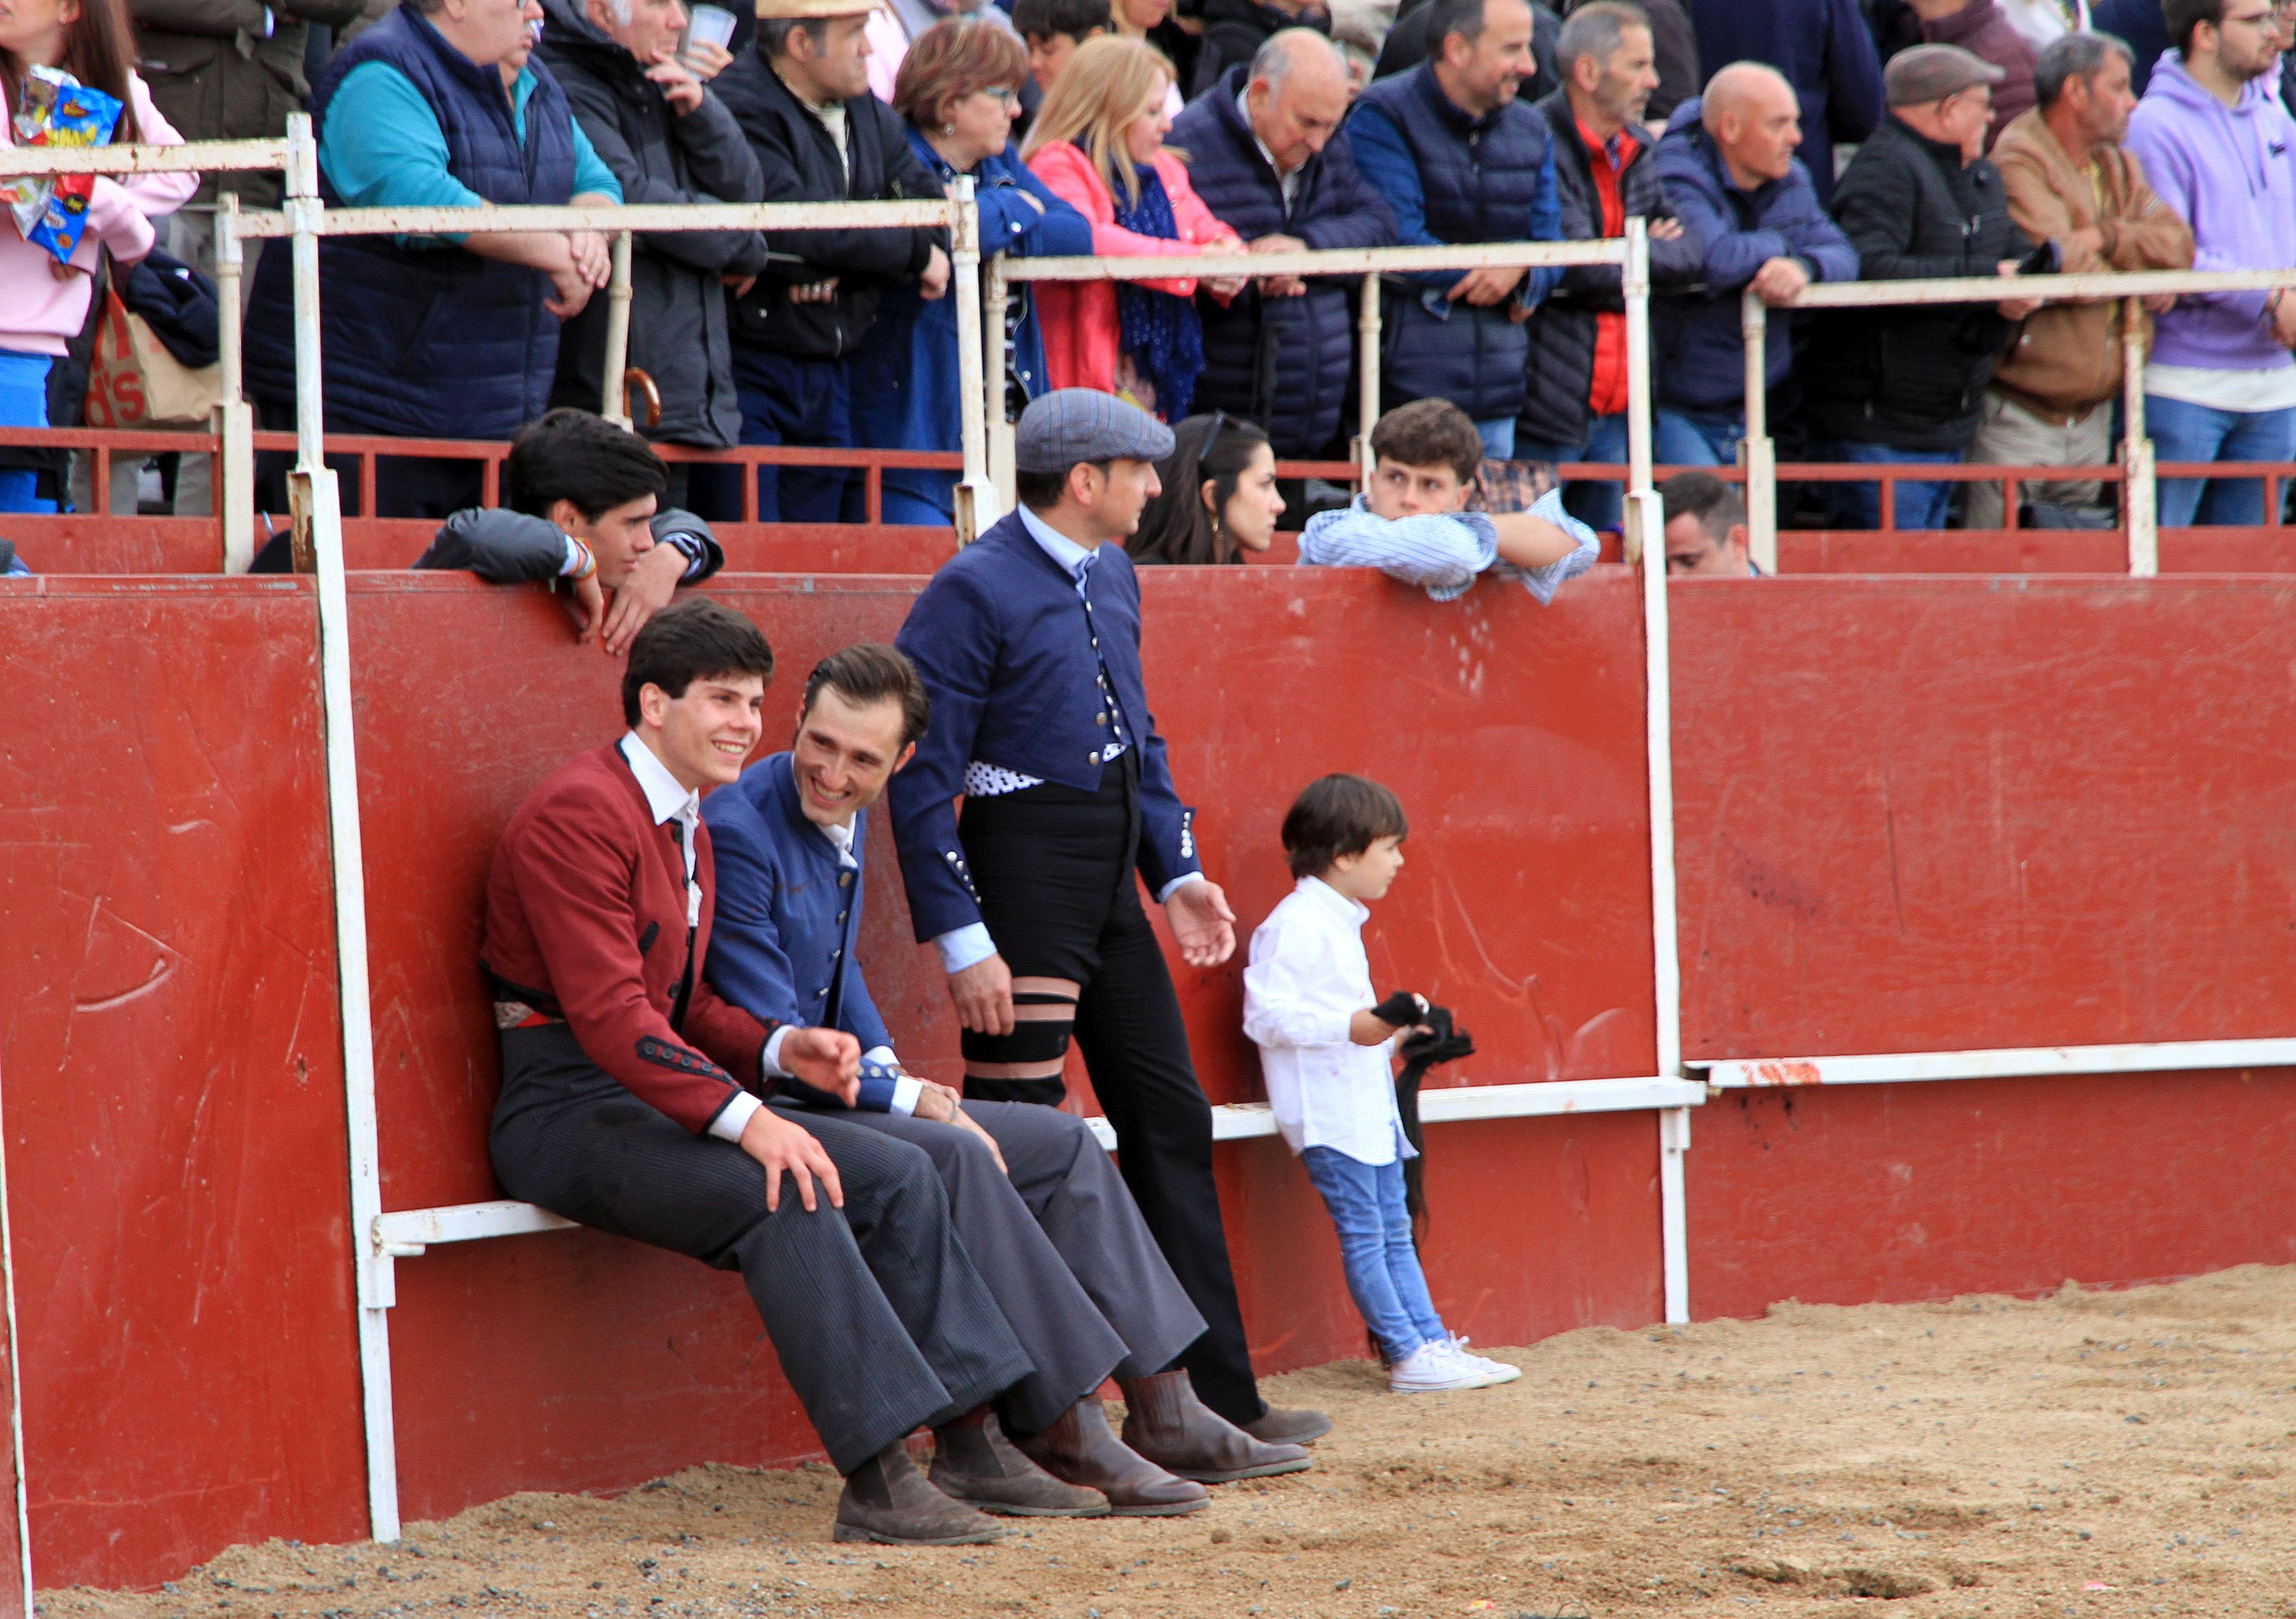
3, 65, 126, 265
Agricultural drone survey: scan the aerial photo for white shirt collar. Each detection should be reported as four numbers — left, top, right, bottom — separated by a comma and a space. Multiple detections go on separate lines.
618, 732, 700, 830
1297, 873, 1370, 928
1015, 500, 1098, 580
818, 816, 859, 869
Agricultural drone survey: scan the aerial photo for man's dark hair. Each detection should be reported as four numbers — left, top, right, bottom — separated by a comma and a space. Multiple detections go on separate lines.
505, 409, 669, 523
1015, 459, 1111, 511
1555, 0, 1645, 77
1282, 774, 1410, 880
1012, 0, 1109, 43
623, 598, 775, 727
1426, 0, 1510, 55
2163, 0, 2232, 55
2034, 30, 2132, 109
759, 16, 833, 57
802, 643, 933, 750
1370, 397, 1483, 484
1657, 470, 1745, 542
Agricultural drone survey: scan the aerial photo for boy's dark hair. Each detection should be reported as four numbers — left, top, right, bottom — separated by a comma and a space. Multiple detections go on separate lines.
623, 597, 775, 727
2163, 0, 2232, 54
505, 409, 669, 523
1655, 470, 1745, 541
1370, 398, 1483, 485
1281, 774, 1409, 880
1012, 0, 1110, 43
802, 643, 933, 750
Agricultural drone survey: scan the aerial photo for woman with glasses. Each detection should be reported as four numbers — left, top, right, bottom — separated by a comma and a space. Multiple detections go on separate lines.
1128, 412, 1287, 565
852, 17, 1091, 527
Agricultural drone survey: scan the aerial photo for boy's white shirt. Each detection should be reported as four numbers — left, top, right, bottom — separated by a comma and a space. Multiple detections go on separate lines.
1242, 875, 1415, 1166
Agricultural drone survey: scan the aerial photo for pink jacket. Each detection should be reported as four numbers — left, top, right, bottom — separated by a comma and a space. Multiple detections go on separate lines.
1, 75, 196, 358
1025, 141, 1241, 397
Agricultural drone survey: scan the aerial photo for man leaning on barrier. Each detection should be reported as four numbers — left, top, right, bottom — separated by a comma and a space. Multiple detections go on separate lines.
487, 597, 1082, 1547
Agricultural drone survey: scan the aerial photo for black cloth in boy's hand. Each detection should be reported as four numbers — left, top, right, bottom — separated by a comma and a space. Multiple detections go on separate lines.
1399, 1004, 1476, 1066
1369, 990, 1427, 1028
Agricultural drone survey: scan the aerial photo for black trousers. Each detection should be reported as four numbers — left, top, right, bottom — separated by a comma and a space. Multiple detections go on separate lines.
957, 761, 1268, 1425
793, 1099, 1206, 1436
489, 1024, 1032, 1475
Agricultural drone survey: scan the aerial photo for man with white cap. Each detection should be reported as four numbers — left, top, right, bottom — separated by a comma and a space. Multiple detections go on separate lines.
890, 390, 1335, 1471
713, 0, 954, 522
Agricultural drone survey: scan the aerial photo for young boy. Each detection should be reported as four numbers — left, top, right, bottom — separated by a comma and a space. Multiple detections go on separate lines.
1242, 774, 1522, 1394
1012, 0, 1111, 95
1299, 397, 1599, 604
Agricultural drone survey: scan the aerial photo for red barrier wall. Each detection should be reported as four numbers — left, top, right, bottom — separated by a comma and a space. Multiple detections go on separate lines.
9, 566, 2296, 1592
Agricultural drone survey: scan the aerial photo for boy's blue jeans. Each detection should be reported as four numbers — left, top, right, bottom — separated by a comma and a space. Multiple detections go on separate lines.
1301, 1145, 1448, 1362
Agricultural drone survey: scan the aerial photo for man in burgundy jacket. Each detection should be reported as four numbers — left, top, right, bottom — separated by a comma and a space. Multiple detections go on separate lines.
483, 598, 1053, 1547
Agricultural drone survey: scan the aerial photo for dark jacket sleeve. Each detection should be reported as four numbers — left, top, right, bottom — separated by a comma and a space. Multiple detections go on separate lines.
127, 0, 264, 38
1835, 150, 1986, 281
1824, 0, 1885, 143
651, 507, 725, 582
413, 509, 567, 582
560, 73, 771, 275
889, 566, 1000, 943
1295, 142, 1398, 254
754, 100, 940, 281
1643, 0, 1700, 123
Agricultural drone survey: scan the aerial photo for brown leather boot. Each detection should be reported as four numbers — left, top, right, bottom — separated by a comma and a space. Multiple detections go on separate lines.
929, 1412, 1111, 1517
1012, 1397, 1209, 1516
834, 1441, 1006, 1545
1118, 1370, 1312, 1484
1242, 1405, 1333, 1446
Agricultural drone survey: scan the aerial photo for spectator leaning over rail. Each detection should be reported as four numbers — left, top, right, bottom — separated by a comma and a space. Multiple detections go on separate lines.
850, 18, 1090, 526
1022, 34, 1246, 420
1514, 1, 1704, 531
2124, 0, 2296, 529
1806, 45, 2048, 533
1969, 32, 2194, 528
1901, 0, 2039, 151
1681, 0, 1883, 206
537, 0, 771, 519
241, 0, 625, 519
1299, 396, 1598, 600
1656, 469, 1757, 574
1168, 30, 1397, 461
1347, 0, 1564, 459
1650, 65, 1858, 470
714, 0, 954, 523
0, 0, 197, 515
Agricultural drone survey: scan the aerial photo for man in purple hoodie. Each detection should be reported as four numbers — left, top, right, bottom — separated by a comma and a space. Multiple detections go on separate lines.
2126, 0, 2296, 527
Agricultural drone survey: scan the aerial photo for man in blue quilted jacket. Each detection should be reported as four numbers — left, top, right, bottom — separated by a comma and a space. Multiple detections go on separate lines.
889, 389, 1332, 1460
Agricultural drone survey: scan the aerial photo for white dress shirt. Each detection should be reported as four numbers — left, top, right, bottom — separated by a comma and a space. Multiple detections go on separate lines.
815, 814, 921, 1116
618, 733, 793, 1143
1241, 876, 1414, 1166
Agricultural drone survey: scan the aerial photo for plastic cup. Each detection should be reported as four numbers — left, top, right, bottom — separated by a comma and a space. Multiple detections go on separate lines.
687, 5, 737, 49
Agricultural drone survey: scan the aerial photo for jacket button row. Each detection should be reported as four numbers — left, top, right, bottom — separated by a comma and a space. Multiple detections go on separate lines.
837, 910, 848, 923
1095, 713, 1108, 726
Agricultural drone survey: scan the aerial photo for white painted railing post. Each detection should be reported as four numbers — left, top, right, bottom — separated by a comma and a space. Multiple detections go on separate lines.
215, 191, 255, 573
1741, 290, 1777, 574
600, 231, 634, 428
2123, 295, 2157, 575
1358, 271, 1381, 481
1659, 1107, 1691, 1323
948, 179, 999, 542
981, 256, 1014, 518
1623, 217, 1654, 540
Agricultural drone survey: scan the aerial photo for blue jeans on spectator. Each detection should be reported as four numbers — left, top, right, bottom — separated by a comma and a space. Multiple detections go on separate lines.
1300, 1145, 1448, 1363
1518, 410, 1732, 530
0, 350, 57, 514
733, 347, 857, 524
1833, 440, 1962, 531
1475, 417, 1516, 460
1667, 408, 1744, 466
2145, 395, 2296, 528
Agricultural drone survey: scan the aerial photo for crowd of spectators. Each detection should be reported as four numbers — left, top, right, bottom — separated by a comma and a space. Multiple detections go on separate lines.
16, 0, 2296, 534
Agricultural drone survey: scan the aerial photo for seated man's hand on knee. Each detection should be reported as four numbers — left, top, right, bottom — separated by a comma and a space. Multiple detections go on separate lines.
918, 1081, 1009, 1176
737, 1107, 844, 1213
783, 1027, 863, 1106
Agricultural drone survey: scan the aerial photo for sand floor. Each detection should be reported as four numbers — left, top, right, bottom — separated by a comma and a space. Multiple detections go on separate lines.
47, 1264, 2296, 1619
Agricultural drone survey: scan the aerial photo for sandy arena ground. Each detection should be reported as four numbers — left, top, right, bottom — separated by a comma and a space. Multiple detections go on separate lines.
49, 1265, 2296, 1619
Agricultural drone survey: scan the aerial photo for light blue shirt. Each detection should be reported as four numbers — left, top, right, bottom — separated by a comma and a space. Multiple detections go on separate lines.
1299, 487, 1598, 604
321, 59, 623, 244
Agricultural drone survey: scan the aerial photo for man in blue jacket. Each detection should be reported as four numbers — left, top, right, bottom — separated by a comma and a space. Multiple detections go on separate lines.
889, 390, 1330, 1458
1171, 30, 1396, 458
702, 643, 1271, 1516
1345, 0, 1562, 458
1652, 64, 1860, 466
1684, 0, 1884, 206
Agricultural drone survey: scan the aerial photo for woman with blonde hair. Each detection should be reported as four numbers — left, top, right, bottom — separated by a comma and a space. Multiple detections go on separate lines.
1023, 32, 1242, 420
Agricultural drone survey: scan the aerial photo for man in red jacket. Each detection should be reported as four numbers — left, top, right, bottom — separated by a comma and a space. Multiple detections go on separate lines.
484, 597, 1060, 1546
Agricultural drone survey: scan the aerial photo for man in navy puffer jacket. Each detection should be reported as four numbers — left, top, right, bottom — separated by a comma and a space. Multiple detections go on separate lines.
1171, 32, 1395, 457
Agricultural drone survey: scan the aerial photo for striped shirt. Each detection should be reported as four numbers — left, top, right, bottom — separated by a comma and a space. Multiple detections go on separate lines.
1299, 490, 1598, 604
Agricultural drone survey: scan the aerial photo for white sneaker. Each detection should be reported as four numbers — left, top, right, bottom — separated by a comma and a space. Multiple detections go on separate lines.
1447, 1335, 1522, 1384
1391, 1340, 1501, 1393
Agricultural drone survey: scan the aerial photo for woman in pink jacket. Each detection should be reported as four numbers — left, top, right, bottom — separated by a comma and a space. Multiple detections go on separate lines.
1021, 32, 1241, 420
0, 0, 195, 511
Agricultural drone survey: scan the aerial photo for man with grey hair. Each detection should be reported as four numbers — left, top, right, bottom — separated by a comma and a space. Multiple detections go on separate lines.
1172, 30, 1398, 456
1971, 30, 2192, 525
538, 0, 772, 516
1516, 0, 1704, 529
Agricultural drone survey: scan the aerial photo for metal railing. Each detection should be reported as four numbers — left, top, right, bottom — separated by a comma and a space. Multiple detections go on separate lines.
1741, 265, 2296, 575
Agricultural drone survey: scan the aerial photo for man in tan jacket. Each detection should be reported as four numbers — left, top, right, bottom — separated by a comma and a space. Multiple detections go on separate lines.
1969, 30, 2192, 525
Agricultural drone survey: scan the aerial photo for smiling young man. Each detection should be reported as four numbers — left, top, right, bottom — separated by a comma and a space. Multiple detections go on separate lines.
484, 598, 1052, 1547
701, 643, 1235, 1516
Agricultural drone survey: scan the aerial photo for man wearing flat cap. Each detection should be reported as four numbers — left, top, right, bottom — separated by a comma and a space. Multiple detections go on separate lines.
1807, 43, 2050, 532
713, 0, 954, 522
890, 391, 1334, 1482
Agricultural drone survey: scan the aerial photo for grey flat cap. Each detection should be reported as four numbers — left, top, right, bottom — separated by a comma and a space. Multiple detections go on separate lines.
1014, 389, 1177, 473
1884, 43, 2003, 107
